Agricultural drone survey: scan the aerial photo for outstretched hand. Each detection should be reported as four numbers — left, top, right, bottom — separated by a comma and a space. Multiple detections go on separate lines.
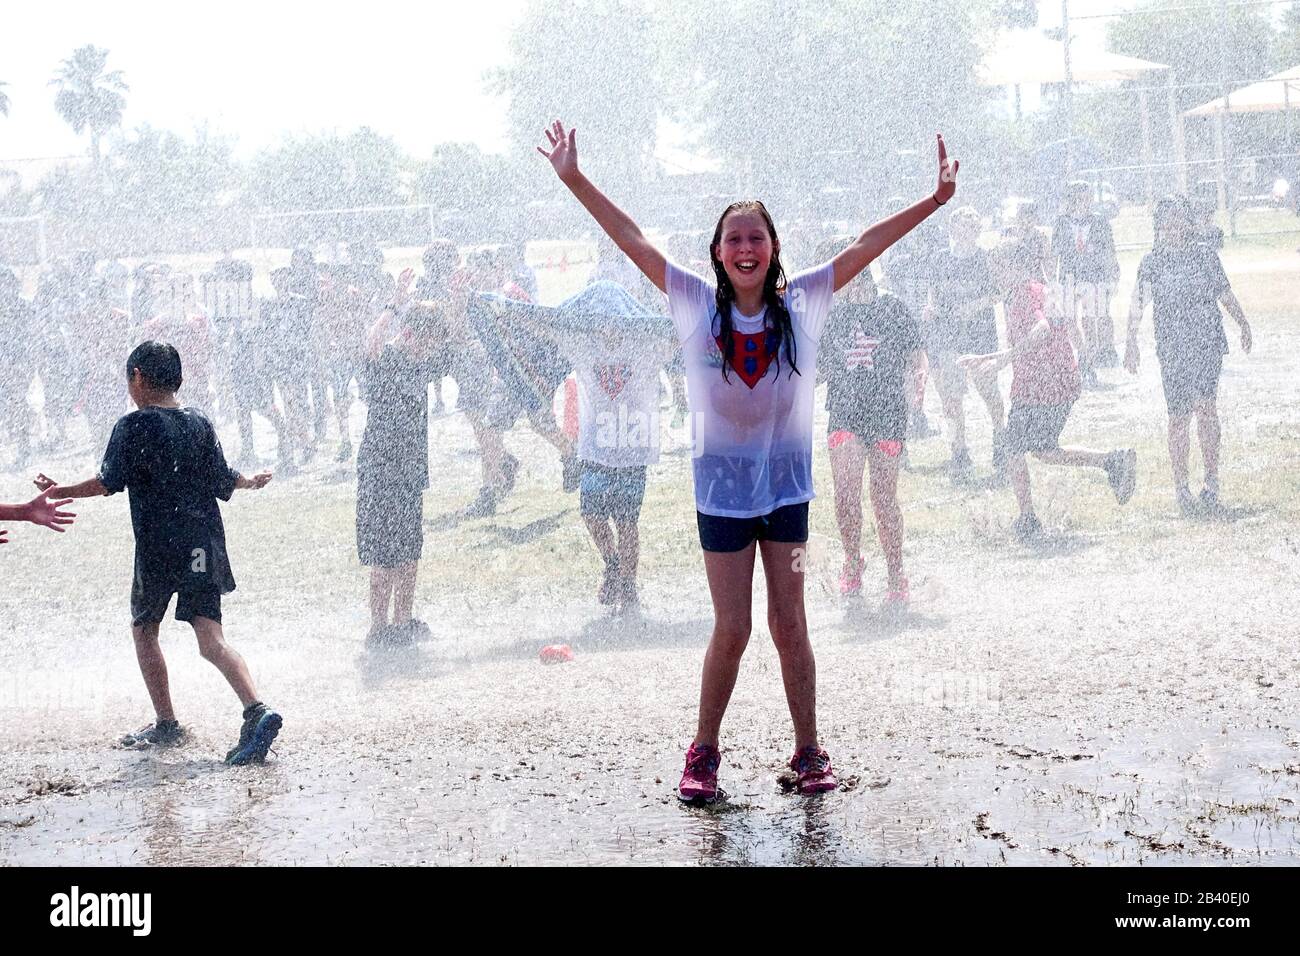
537, 120, 579, 184
33, 472, 57, 493
23, 487, 76, 532
243, 470, 273, 490
935, 133, 959, 205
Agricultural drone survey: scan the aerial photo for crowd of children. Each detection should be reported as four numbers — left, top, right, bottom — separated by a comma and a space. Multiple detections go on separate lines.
0, 132, 1254, 801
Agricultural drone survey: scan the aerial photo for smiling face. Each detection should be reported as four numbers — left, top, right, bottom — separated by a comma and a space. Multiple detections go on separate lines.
712, 208, 778, 302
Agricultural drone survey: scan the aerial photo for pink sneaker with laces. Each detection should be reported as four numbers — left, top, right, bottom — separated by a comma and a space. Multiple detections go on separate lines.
789, 745, 838, 795
677, 742, 722, 802
883, 576, 910, 611
839, 555, 866, 596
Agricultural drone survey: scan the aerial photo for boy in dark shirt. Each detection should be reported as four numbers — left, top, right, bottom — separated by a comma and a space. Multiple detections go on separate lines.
33, 341, 282, 765
1125, 196, 1252, 516
925, 206, 1007, 482
1050, 181, 1121, 378
357, 269, 450, 646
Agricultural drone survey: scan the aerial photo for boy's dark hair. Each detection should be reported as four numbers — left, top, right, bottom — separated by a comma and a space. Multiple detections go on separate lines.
126, 340, 183, 392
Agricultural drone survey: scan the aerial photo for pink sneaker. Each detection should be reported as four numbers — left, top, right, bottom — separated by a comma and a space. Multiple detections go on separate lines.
789, 746, 838, 795
883, 577, 910, 611
839, 555, 866, 596
677, 743, 722, 802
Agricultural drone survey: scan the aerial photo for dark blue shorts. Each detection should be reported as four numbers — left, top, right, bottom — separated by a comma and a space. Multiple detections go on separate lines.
1003, 401, 1073, 454
696, 501, 809, 553
579, 462, 647, 523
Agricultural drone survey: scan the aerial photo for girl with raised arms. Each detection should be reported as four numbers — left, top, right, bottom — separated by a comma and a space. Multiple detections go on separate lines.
538, 120, 958, 801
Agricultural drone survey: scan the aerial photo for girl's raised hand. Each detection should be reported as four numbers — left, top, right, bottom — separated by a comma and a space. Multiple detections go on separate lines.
935, 133, 959, 206
537, 120, 579, 183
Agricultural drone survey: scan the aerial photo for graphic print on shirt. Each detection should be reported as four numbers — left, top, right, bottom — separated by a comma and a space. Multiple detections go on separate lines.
595, 364, 632, 399
715, 328, 781, 389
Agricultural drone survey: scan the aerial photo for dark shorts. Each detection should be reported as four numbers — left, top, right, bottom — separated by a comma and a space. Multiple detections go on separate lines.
1158, 350, 1223, 418
132, 586, 222, 628
696, 501, 809, 553
579, 462, 647, 523
827, 403, 907, 444
1003, 401, 1073, 454
356, 475, 425, 568
930, 317, 999, 358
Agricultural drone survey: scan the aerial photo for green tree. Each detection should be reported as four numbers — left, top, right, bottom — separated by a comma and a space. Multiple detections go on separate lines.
49, 45, 129, 174
490, 0, 660, 209
656, 0, 999, 218
247, 127, 407, 212
106, 124, 237, 219
1275, 3, 1300, 72
1108, 0, 1275, 114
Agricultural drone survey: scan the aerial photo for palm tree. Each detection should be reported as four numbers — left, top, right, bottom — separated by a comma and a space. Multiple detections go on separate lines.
49, 45, 128, 174
0, 81, 10, 117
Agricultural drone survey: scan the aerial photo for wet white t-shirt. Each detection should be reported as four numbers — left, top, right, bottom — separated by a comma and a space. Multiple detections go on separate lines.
571, 333, 675, 468
666, 261, 834, 518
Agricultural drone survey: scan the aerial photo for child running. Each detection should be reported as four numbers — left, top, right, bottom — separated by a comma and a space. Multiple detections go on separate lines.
959, 242, 1137, 540
33, 341, 280, 764
817, 237, 924, 606
1124, 196, 1252, 517
539, 119, 959, 800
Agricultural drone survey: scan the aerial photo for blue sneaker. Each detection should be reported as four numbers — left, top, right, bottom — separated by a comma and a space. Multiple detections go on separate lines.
225, 706, 282, 766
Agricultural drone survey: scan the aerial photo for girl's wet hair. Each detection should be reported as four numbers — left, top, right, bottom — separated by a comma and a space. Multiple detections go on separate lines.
126, 340, 183, 392
709, 200, 798, 382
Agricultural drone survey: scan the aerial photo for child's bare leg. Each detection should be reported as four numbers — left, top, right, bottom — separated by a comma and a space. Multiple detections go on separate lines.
936, 365, 967, 457
369, 567, 394, 631
132, 622, 175, 721
829, 434, 866, 563
583, 515, 616, 564
615, 519, 639, 585
191, 616, 256, 709
526, 407, 574, 459
1193, 398, 1220, 488
866, 445, 905, 588
392, 561, 419, 625
759, 540, 818, 751
1033, 447, 1109, 468
466, 411, 506, 486
1167, 414, 1193, 492
971, 368, 1005, 440
695, 544, 757, 748
1008, 451, 1034, 515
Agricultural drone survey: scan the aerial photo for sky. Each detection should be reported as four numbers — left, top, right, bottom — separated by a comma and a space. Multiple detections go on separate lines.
1, 0, 1161, 173
1, 0, 525, 163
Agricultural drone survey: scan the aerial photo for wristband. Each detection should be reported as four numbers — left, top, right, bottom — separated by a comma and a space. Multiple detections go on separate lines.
933, 195, 945, 208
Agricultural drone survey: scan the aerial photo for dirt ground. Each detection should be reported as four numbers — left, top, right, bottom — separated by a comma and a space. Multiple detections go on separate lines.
1, 240, 1298, 865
